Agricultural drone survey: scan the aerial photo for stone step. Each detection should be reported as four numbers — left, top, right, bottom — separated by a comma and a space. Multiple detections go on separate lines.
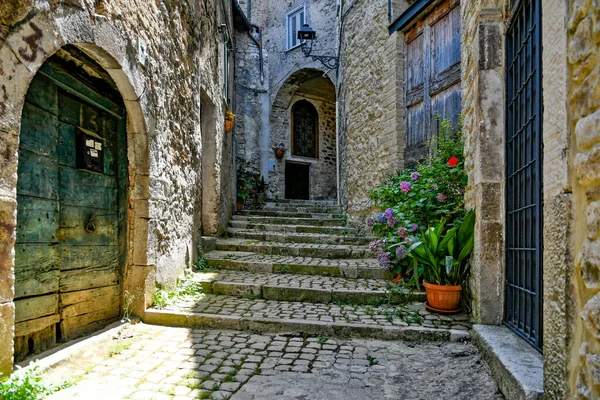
203, 251, 390, 279
229, 220, 358, 235
262, 204, 343, 214
215, 239, 374, 259
143, 294, 471, 342
231, 215, 346, 227
266, 199, 337, 206
226, 228, 372, 245
240, 210, 345, 219
191, 270, 422, 305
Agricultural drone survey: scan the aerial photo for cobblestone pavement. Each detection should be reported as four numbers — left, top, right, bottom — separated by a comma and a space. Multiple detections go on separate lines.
45, 324, 502, 400
198, 270, 388, 291
162, 295, 471, 330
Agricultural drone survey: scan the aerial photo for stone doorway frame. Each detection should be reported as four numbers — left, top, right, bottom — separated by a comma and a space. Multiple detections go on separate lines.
0, 10, 151, 375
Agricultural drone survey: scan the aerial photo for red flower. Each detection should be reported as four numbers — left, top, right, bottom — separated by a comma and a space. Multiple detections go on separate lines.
448, 157, 459, 167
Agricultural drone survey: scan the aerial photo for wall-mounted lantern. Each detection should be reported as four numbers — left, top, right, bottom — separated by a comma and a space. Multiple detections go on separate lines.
297, 24, 339, 70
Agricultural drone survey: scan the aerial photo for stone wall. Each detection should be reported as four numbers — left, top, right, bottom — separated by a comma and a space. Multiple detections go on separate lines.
234, 0, 338, 200
567, 0, 600, 398
0, 0, 232, 374
338, 0, 406, 225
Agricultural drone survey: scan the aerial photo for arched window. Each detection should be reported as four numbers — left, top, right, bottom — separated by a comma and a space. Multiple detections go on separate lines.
292, 100, 318, 158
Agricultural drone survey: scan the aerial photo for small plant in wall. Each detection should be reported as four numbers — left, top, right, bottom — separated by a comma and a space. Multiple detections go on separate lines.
225, 108, 235, 132
273, 143, 286, 159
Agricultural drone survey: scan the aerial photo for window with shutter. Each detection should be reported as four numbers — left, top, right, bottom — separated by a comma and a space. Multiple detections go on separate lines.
286, 5, 306, 50
404, 0, 461, 166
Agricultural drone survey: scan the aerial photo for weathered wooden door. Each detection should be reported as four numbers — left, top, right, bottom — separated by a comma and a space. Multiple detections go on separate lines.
504, 0, 543, 351
15, 48, 127, 360
404, 0, 461, 166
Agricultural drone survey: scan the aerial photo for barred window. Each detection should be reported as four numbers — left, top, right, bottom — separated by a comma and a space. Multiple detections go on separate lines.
292, 100, 318, 158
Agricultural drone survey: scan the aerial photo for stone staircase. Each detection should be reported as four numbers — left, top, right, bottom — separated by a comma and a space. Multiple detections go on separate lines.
143, 199, 471, 342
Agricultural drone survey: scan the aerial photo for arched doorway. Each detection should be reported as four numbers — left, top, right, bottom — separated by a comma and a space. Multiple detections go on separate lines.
270, 69, 337, 201
14, 45, 127, 361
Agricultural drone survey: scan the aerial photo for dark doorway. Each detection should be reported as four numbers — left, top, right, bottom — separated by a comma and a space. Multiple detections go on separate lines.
504, 0, 543, 351
285, 162, 310, 200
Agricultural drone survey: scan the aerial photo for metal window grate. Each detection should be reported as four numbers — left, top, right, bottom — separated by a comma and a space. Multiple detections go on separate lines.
292, 101, 318, 158
504, 0, 543, 351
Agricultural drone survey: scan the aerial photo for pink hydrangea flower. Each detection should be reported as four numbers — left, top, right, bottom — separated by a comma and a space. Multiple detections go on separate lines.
400, 181, 412, 193
437, 193, 448, 202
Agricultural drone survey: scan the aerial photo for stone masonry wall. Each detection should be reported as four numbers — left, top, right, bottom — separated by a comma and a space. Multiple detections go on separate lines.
0, 0, 232, 374
338, 0, 406, 226
567, 0, 600, 398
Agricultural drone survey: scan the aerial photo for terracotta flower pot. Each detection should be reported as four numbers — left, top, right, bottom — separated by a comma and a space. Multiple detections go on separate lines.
423, 281, 462, 312
236, 198, 243, 213
225, 119, 234, 132
275, 149, 285, 159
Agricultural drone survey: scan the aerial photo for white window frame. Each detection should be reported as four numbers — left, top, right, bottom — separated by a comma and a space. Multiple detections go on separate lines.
286, 4, 307, 51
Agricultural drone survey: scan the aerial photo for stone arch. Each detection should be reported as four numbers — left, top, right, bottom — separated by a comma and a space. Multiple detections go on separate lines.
0, 10, 150, 374
269, 68, 337, 201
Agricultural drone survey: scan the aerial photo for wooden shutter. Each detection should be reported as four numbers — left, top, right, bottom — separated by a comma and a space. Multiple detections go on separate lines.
404, 0, 461, 166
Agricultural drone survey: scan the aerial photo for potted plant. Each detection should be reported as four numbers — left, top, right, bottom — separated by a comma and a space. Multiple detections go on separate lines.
273, 143, 286, 159
225, 109, 235, 132
405, 210, 475, 313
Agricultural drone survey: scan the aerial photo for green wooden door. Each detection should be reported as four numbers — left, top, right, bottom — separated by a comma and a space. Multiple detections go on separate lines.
15, 56, 127, 360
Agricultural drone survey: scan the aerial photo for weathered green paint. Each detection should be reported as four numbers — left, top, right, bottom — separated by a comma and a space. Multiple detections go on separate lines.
15, 55, 127, 359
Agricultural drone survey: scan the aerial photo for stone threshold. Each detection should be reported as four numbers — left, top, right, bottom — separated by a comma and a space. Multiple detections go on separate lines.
472, 325, 544, 400
14, 319, 137, 376
192, 271, 425, 304
204, 251, 391, 279
142, 309, 470, 343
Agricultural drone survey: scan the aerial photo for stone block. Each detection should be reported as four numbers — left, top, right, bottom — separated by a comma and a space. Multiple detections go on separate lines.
5, 15, 62, 73
262, 286, 332, 303
0, 301, 14, 377
582, 239, 600, 289
576, 109, 600, 151
125, 264, 156, 316
569, 17, 595, 64
54, 7, 93, 44
212, 282, 262, 298
575, 144, 600, 187
581, 293, 600, 340
0, 129, 19, 196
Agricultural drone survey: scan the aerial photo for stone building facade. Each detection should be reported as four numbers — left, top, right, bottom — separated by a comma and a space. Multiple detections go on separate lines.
233, 0, 338, 202
0, 0, 234, 375
337, 0, 407, 224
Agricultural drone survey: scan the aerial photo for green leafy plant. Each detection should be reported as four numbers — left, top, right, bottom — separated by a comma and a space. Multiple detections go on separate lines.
406, 210, 475, 287
0, 366, 55, 400
194, 254, 215, 272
